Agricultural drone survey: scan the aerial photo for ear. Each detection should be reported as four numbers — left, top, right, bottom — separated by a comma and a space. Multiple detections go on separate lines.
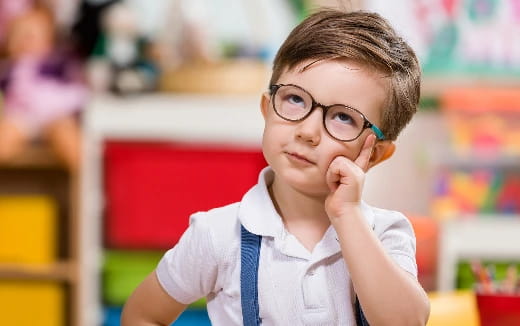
367, 141, 395, 170
260, 92, 270, 119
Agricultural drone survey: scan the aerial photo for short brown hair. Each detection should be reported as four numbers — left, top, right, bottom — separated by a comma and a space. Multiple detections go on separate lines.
270, 9, 421, 141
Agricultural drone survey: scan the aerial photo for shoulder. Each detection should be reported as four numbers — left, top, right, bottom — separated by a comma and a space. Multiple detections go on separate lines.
364, 203, 418, 275
189, 202, 242, 256
190, 202, 241, 232
363, 203, 414, 238
156, 202, 242, 303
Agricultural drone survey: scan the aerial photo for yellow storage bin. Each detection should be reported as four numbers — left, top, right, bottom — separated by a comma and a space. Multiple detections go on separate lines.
0, 196, 57, 264
427, 290, 479, 326
0, 281, 64, 326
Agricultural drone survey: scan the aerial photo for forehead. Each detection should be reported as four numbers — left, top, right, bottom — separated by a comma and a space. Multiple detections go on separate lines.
277, 59, 390, 123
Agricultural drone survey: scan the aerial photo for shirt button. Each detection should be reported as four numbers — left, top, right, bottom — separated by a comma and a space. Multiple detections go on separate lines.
308, 270, 315, 276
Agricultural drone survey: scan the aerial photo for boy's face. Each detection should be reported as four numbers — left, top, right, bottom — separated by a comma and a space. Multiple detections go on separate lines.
260, 58, 392, 197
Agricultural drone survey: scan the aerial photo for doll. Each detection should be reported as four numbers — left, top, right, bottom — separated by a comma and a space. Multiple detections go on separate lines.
88, 2, 158, 94
0, 5, 87, 174
0, 0, 34, 44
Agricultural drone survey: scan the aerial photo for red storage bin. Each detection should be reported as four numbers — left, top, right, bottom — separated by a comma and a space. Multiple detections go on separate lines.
104, 141, 266, 249
476, 293, 520, 326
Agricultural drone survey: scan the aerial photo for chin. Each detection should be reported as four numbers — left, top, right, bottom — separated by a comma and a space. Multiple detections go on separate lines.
276, 167, 329, 197
297, 185, 330, 199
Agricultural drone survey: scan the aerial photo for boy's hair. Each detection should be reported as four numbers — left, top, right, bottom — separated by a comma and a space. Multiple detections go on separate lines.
270, 9, 421, 141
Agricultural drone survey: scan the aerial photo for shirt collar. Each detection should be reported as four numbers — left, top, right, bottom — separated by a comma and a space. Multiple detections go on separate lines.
238, 167, 284, 238
238, 167, 377, 259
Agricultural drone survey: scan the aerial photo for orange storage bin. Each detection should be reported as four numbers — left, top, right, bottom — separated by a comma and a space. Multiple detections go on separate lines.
0, 196, 57, 264
0, 280, 64, 326
409, 216, 439, 291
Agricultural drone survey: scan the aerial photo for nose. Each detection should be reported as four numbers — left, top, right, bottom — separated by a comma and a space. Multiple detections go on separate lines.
295, 108, 322, 145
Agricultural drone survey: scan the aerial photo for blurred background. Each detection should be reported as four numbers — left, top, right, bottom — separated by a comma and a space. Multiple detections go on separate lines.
0, 0, 519, 325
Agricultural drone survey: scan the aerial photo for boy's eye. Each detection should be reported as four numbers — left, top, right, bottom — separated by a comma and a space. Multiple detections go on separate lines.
286, 94, 306, 107
332, 111, 355, 125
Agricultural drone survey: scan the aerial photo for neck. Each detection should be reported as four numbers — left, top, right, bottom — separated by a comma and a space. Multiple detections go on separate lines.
269, 177, 331, 251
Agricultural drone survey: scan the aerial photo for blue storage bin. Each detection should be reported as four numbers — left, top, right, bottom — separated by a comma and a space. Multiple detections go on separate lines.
104, 306, 211, 326
104, 307, 122, 326
173, 309, 212, 326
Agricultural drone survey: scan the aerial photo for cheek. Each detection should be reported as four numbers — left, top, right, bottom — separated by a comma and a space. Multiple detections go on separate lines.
261, 124, 281, 163
262, 118, 290, 145
261, 131, 273, 165
319, 141, 361, 169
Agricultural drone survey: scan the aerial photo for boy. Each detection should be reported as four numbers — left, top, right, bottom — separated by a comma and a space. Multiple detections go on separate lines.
122, 8, 430, 326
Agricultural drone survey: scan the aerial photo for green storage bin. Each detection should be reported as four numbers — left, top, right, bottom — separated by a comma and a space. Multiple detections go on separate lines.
103, 250, 163, 305
103, 250, 207, 308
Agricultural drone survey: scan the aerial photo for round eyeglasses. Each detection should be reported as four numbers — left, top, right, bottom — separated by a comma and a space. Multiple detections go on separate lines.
269, 84, 385, 142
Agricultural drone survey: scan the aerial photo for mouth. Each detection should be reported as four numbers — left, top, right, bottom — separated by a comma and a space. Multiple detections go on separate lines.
285, 151, 315, 165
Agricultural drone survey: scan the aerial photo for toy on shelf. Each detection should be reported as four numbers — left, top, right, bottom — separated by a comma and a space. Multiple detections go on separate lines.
0, 0, 33, 44
0, 3, 87, 173
432, 168, 520, 219
441, 87, 520, 159
88, 2, 158, 95
432, 87, 520, 219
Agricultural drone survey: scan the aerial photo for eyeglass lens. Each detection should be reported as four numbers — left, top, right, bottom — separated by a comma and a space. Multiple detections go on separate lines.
273, 85, 366, 141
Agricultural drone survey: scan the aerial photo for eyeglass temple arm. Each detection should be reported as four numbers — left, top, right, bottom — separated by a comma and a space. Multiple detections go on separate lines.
365, 121, 385, 140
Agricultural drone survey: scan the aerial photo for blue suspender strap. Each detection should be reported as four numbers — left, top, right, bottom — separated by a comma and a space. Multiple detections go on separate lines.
355, 297, 370, 326
240, 224, 369, 326
240, 225, 262, 326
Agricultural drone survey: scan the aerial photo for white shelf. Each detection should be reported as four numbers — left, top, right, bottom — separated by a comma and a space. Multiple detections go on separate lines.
84, 94, 264, 144
433, 152, 520, 169
437, 217, 520, 291
421, 75, 520, 98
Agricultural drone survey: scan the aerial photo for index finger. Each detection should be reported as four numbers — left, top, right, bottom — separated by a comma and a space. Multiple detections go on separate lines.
354, 134, 376, 172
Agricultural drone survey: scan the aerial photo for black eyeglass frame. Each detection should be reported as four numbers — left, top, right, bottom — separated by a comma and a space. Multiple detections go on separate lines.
269, 84, 386, 142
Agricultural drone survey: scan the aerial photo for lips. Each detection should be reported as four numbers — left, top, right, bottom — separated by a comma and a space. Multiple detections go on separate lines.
286, 151, 315, 164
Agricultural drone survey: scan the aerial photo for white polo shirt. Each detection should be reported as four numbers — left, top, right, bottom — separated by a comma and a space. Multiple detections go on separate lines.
157, 167, 417, 325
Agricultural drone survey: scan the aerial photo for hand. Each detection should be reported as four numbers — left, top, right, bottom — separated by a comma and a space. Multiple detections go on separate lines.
325, 134, 376, 220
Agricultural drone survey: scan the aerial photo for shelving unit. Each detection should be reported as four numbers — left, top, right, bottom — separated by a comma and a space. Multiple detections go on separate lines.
81, 94, 264, 326
0, 143, 80, 326
430, 81, 520, 292
0, 261, 75, 281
